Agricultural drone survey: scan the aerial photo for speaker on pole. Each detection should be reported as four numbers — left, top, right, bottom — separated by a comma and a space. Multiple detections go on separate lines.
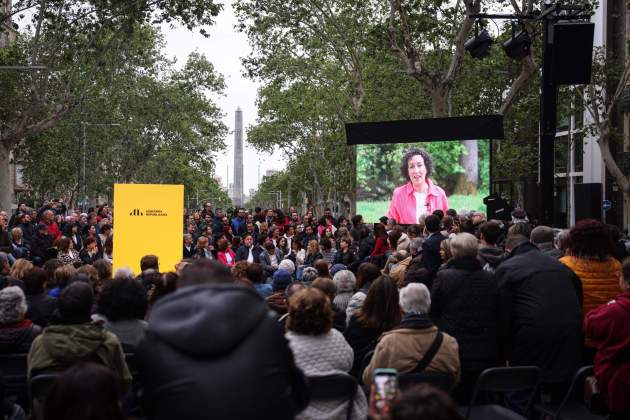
551, 22, 595, 85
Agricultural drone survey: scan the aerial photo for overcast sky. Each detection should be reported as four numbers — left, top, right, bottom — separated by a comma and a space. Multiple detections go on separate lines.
161, 1, 286, 195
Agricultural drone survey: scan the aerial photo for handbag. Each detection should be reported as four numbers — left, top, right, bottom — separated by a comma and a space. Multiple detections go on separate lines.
584, 375, 608, 414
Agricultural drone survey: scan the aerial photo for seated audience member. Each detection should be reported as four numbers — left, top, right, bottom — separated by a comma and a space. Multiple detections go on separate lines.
334, 238, 357, 267
266, 269, 293, 317
300, 266, 318, 285
403, 238, 431, 288
246, 263, 271, 299
345, 263, 381, 323
183, 234, 195, 259
77, 264, 100, 292
28, 282, 131, 392
10, 258, 33, 282
23, 267, 57, 327
44, 362, 124, 420
422, 215, 445, 278
362, 283, 460, 385
147, 272, 178, 313
277, 283, 307, 328
584, 257, 630, 418
332, 270, 356, 313
235, 234, 261, 263
311, 277, 346, 332
95, 277, 148, 350
57, 236, 81, 267
286, 288, 367, 420
260, 242, 283, 280
278, 259, 296, 277
48, 264, 77, 298
216, 238, 236, 268
314, 259, 332, 279
0, 286, 41, 353
431, 233, 499, 402
530, 225, 563, 259
138, 259, 308, 420
387, 250, 412, 288
477, 221, 504, 272
141, 254, 159, 272
93, 259, 112, 283
496, 234, 583, 407
79, 237, 102, 265
384, 384, 462, 420
344, 276, 402, 379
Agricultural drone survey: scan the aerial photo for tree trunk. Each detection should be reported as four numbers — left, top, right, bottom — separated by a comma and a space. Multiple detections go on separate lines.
454, 140, 478, 195
429, 87, 479, 196
0, 143, 14, 212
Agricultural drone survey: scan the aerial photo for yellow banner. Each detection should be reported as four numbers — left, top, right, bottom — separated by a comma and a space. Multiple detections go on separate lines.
113, 184, 184, 275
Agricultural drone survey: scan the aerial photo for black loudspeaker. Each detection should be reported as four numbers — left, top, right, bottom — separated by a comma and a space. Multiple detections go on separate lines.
551, 22, 595, 85
574, 183, 602, 221
484, 193, 512, 221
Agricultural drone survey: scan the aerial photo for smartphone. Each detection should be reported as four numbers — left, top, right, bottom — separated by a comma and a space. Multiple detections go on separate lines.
373, 368, 398, 415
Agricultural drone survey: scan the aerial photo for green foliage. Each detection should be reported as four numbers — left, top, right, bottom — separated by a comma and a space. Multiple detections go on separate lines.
15, 26, 229, 206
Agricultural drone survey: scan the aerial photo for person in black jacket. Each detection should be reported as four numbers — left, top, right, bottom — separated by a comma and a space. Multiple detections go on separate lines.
422, 215, 445, 277
79, 237, 102, 266
334, 238, 357, 267
23, 267, 57, 327
495, 234, 583, 411
137, 260, 309, 420
430, 233, 499, 403
235, 234, 261, 263
404, 238, 432, 288
30, 224, 53, 266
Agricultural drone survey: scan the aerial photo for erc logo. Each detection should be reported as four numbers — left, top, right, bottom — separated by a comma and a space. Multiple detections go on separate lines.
129, 209, 144, 216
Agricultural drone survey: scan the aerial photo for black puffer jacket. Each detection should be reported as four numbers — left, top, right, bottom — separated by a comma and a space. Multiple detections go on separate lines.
138, 283, 309, 420
494, 242, 583, 383
431, 257, 499, 371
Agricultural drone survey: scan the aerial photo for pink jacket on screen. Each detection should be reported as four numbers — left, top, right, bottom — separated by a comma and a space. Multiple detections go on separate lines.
387, 179, 449, 224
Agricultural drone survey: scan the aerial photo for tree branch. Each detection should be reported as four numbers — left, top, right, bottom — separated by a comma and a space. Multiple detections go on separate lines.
499, 55, 538, 115
443, 0, 479, 87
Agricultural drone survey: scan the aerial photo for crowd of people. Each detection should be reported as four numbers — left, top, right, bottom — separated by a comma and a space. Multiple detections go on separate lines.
0, 199, 629, 419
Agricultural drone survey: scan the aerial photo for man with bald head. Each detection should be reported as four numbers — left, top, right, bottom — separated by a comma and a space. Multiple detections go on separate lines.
530, 225, 563, 259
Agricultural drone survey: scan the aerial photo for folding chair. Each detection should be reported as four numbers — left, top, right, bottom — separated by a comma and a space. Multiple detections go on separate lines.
460, 366, 542, 420
534, 366, 607, 420
308, 374, 358, 420
29, 373, 60, 420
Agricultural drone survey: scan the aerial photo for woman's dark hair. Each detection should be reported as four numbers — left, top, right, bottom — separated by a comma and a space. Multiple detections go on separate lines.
93, 259, 112, 281
319, 237, 332, 250
97, 277, 148, 322
100, 224, 112, 234
217, 238, 229, 252
568, 219, 614, 260
274, 209, 285, 223
357, 276, 401, 331
84, 236, 97, 247
245, 263, 264, 284
23, 267, 48, 295
355, 262, 381, 290
314, 259, 331, 278
149, 272, 178, 306
373, 223, 387, 240
286, 288, 333, 335
391, 384, 461, 420
44, 362, 124, 420
58, 236, 72, 252
388, 228, 402, 249
103, 235, 113, 256
42, 259, 63, 283
400, 148, 433, 182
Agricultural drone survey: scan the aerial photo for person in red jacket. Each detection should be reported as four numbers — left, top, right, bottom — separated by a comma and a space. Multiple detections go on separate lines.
215, 238, 236, 268
41, 210, 61, 242
584, 257, 630, 418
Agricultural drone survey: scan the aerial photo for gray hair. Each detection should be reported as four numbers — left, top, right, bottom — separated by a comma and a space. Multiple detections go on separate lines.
114, 267, 134, 280
333, 270, 356, 292
10, 227, 22, 238
399, 283, 431, 315
301, 267, 318, 284
278, 259, 295, 275
183, 234, 192, 241
409, 237, 424, 253
0, 286, 27, 324
0, 252, 8, 266
450, 233, 479, 259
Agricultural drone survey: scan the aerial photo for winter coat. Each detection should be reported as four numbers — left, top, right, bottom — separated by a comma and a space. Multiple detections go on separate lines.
79, 248, 102, 265
560, 256, 621, 317
477, 246, 504, 272
304, 251, 324, 267
362, 313, 460, 385
217, 249, 236, 267
403, 254, 432, 288
369, 237, 389, 257
422, 232, 445, 275
260, 248, 284, 280
27, 323, 131, 392
537, 242, 564, 259
334, 249, 357, 267
389, 256, 412, 288
430, 257, 499, 372
138, 283, 309, 420
286, 329, 367, 420
495, 242, 583, 383
343, 315, 383, 379
235, 245, 262, 263
584, 293, 630, 414
30, 233, 53, 265
0, 320, 41, 353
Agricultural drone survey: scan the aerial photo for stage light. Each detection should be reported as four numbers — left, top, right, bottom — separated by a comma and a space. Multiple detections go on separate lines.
465, 27, 493, 59
503, 26, 531, 60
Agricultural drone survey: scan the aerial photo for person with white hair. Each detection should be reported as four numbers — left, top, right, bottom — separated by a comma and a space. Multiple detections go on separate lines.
430, 232, 499, 403
278, 259, 295, 276
332, 270, 356, 313
362, 283, 460, 385
0, 286, 42, 353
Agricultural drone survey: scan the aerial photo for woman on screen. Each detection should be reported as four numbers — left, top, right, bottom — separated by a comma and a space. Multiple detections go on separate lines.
387, 148, 448, 224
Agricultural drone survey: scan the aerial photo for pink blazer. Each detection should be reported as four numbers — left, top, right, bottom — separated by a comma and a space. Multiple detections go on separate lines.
217, 249, 236, 267
387, 179, 449, 224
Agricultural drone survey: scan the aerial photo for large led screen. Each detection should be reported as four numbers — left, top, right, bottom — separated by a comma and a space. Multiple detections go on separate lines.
356, 140, 489, 223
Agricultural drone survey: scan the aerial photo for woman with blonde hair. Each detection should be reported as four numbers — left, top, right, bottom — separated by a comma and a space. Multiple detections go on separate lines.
304, 240, 323, 267
10, 258, 33, 281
